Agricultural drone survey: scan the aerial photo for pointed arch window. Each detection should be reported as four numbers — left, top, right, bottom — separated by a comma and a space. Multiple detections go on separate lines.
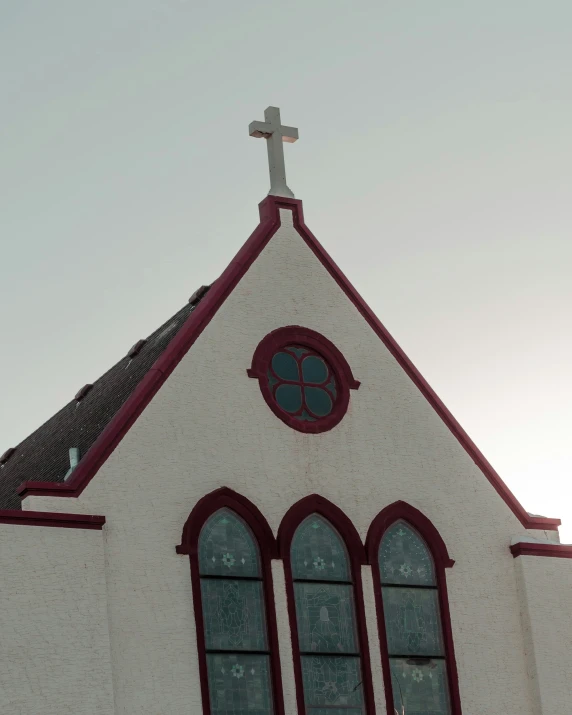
179, 490, 284, 715
279, 498, 375, 715
367, 504, 461, 715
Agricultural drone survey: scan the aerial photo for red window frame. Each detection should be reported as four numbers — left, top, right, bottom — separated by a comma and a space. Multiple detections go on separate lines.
177, 487, 285, 715
365, 501, 462, 715
277, 494, 376, 715
247, 326, 360, 434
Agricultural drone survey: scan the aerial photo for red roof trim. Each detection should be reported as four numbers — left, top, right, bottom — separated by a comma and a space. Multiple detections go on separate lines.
0, 510, 105, 529
510, 542, 572, 559
17, 196, 561, 531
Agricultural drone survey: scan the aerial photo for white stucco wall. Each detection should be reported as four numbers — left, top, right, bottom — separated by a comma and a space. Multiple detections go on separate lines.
515, 554, 572, 713
17, 207, 560, 714
0, 524, 114, 715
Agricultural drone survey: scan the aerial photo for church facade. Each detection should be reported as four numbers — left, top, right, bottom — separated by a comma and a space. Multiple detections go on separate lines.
0, 111, 570, 715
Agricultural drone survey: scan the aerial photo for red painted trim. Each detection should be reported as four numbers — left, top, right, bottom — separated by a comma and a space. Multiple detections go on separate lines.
177, 487, 285, 715
277, 494, 375, 715
16, 195, 560, 530
248, 326, 360, 434
510, 542, 572, 559
366, 502, 461, 715
0, 510, 105, 529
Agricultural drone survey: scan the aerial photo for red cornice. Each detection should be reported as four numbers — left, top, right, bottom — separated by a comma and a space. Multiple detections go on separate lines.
510, 542, 572, 559
16, 196, 561, 531
0, 510, 105, 530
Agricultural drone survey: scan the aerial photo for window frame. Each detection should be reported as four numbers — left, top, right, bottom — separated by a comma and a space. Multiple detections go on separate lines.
178, 487, 285, 715
365, 501, 462, 715
277, 494, 376, 715
247, 326, 360, 434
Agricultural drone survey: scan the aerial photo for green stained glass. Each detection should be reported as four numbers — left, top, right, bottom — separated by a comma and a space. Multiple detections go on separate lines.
291, 515, 350, 582
201, 580, 267, 651
389, 658, 450, 715
304, 387, 333, 417
301, 655, 364, 711
272, 351, 299, 381
302, 355, 329, 384
207, 653, 274, 715
275, 384, 302, 413
199, 509, 260, 577
379, 522, 435, 586
382, 587, 443, 657
294, 582, 358, 654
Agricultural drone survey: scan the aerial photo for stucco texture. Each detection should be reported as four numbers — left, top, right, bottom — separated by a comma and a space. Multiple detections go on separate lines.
0, 524, 114, 715
19, 207, 560, 714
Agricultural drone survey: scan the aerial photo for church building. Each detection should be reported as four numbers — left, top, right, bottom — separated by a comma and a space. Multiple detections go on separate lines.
0, 107, 570, 715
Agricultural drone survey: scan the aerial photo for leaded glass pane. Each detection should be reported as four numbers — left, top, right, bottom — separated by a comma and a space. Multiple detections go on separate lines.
275, 384, 302, 413
207, 653, 273, 715
379, 522, 435, 586
295, 582, 358, 654
199, 509, 260, 577
382, 587, 444, 657
201, 580, 268, 651
389, 658, 450, 715
272, 351, 300, 381
304, 387, 333, 417
291, 515, 350, 582
301, 655, 364, 711
302, 355, 329, 384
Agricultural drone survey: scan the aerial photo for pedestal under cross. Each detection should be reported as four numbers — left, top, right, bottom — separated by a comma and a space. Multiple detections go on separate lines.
249, 106, 298, 198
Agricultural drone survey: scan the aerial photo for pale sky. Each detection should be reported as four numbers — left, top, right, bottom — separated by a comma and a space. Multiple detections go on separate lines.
1, 1, 571, 538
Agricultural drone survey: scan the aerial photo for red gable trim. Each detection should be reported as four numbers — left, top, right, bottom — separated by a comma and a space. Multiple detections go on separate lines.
0, 510, 105, 530
17, 196, 561, 532
510, 542, 572, 559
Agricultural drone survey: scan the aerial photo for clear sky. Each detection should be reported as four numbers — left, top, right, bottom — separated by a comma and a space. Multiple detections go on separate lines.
1, 0, 571, 538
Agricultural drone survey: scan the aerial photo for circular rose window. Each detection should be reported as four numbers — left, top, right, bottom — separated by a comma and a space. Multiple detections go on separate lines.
247, 327, 360, 433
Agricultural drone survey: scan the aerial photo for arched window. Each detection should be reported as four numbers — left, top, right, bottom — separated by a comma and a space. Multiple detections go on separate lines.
367, 503, 461, 715
279, 496, 375, 715
178, 489, 284, 715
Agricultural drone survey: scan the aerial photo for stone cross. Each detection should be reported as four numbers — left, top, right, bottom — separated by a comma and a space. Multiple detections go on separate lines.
249, 106, 298, 198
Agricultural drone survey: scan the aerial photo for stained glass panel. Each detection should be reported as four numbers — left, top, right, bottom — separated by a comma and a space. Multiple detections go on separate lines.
207, 653, 273, 715
389, 658, 450, 715
382, 587, 444, 657
294, 582, 358, 654
379, 522, 435, 586
201, 580, 267, 651
291, 516, 350, 582
301, 655, 364, 711
199, 509, 260, 577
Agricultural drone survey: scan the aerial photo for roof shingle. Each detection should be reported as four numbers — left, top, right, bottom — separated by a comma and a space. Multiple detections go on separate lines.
0, 301, 199, 509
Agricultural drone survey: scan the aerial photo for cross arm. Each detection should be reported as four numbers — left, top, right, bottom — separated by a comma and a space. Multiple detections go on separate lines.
249, 121, 299, 143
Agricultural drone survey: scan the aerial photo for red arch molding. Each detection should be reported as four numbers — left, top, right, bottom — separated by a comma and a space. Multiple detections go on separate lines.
176, 487, 284, 715
365, 501, 462, 715
247, 325, 360, 434
17, 195, 561, 533
277, 494, 376, 715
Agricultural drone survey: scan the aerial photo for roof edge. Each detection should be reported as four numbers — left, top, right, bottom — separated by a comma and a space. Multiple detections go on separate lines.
511, 542, 572, 558
18, 196, 561, 531
0, 510, 105, 530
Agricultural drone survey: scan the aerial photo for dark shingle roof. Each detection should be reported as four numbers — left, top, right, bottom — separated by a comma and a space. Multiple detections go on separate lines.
0, 299, 202, 509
